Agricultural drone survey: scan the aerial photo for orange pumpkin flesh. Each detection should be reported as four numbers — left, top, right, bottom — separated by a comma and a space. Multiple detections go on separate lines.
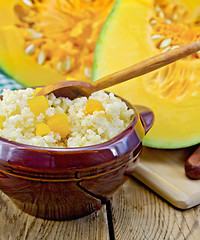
0, 0, 114, 86
93, 0, 200, 149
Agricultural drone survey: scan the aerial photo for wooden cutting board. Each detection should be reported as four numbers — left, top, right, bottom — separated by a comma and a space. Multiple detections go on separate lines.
132, 146, 200, 209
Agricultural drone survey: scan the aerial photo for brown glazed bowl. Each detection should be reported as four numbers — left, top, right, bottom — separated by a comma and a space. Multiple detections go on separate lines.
0, 94, 154, 220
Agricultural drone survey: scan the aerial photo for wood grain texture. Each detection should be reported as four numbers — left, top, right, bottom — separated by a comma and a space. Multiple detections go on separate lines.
110, 178, 200, 240
132, 147, 200, 209
2, 174, 200, 239
0, 191, 109, 240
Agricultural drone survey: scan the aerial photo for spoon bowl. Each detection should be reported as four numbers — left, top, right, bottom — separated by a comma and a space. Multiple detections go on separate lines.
36, 80, 94, 99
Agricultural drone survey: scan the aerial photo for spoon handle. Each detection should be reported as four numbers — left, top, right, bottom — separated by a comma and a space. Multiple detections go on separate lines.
93, 40, 200, 91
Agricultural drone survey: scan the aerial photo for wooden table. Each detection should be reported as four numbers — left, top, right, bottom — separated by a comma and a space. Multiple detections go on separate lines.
1, 175, 200, 240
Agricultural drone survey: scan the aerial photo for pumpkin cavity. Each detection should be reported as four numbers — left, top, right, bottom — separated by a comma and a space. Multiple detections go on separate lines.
144, 0, 200, 101
12, 0, 114, 81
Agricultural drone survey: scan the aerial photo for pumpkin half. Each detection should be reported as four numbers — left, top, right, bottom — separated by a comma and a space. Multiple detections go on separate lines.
93, 0, 200, 149
0, 0, 114, 86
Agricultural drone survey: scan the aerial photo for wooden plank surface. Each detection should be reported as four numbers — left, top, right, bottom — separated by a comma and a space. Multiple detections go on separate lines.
0, 191, 109, 240
1, 171, 200, 239
110, 178, 200, 240
132, 147, 200, 209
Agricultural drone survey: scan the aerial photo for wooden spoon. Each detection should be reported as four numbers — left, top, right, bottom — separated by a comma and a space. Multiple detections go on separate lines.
36, 40, 200, 99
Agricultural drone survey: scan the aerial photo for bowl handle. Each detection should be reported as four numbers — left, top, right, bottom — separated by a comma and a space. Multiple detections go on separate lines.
134, 105, 154, 134
124, 106, 154, 176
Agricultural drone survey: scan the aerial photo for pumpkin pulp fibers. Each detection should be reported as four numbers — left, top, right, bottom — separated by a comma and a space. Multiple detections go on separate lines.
12, 0, 114, 82
145, 0, 200, 101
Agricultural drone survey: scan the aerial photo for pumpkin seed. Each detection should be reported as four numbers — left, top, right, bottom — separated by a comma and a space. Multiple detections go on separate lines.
159, 11, 165, 18
151, 34, 162, 40
23, 0, 33, 7
159, 38, 172, 48
25, 44, 35, 54
161, 46, 171, 53
84, 67, 92, 78
171, 45, 180, 50
27, 29, 43, 39
57, 61, 63, 72
31, 32, 43, 39
165, 19, 172, 24
155, 6, 161, 12
173, 13, 178, 20
38, 51, 46, 65
150, 19, 157, 26
65, 57, 71, 71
